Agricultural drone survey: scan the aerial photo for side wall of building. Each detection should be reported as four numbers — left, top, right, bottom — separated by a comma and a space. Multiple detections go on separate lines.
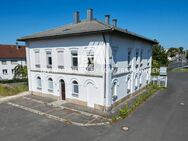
108, 34, 152, 105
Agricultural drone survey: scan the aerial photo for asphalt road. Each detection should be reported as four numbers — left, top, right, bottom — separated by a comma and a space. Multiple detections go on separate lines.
0, 72, 187, 141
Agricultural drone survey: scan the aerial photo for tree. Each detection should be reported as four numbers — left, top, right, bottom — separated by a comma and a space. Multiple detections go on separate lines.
186, 50, 188, 60
152, 44, 168, 67
14, 65, 27, 79
179, 47, 184, 54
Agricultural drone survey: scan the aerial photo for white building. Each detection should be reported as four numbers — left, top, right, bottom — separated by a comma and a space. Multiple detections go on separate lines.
0, 44, 26, 80
18, 9, 158, 111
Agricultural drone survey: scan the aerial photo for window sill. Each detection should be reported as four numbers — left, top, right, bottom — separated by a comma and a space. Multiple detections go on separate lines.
48, 89, 53, 93
58, 66, 64, 69
71, 66, 78, 70
72, 93, 78, 97
86, 67, 94, 71
37, 87, 42, 90
47, 65, 52, 69
35, 64, 40, 68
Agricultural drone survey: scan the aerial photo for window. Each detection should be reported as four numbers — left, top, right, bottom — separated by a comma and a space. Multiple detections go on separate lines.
128, 48, 132, 67
37, 76, 42, 90
140, 49, 143, 63
48, 78, 53, 92
57, 50, 64, 69
2, 69, 8, 75
86, 50, 94, 71
35, 51, 40, 68
1, 61, 7, 65
127, 75, 131, 93
46, 51, 52, 68
112, 81, 118, 101
136, 49, 139, 61
72, 80, 79, 96
71, 51, 78, 70
11, 60, 18, 65
12, 69, 15, 74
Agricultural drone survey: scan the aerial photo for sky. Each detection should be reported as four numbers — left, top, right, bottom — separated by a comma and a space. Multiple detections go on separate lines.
0, 0, 188, 49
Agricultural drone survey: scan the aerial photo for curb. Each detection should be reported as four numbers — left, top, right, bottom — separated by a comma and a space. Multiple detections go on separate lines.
0, 91, 30, 103
8, 102, 110, 127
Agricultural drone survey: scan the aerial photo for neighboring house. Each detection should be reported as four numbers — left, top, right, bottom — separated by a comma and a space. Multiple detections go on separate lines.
0, 44, 26, 80
18, 9, 158, 111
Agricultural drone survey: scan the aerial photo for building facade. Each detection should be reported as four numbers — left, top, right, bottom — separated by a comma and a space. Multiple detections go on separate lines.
18, 9, 157, 111
0, 44, 26, 80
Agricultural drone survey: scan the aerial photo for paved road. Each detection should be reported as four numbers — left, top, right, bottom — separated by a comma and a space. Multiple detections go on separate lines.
99, 72, 188, 141
0, 72, 187, 141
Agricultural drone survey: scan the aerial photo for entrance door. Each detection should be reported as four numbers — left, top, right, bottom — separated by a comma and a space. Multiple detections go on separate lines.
60, 79, 65, 100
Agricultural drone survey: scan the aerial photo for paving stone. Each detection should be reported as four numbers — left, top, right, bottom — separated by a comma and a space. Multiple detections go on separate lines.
32, 104, 56, 113
49, 108, 74, 118
24, 94, 56, 103
89, 117, 108, 124
65, 112, 95, 124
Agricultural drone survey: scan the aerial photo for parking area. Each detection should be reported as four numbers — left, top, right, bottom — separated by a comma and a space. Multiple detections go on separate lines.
7, 94, 110, 126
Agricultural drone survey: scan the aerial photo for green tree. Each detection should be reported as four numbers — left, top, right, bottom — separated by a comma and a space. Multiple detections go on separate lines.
14, 65, 28, 79
152, 44, 168, 67
179, 47, 184, 54
186, 50, 188, 60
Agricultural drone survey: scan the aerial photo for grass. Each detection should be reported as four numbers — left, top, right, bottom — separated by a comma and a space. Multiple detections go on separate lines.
0, 82, 28, 97
111, 84, 162, 122
171, 68, 188, 72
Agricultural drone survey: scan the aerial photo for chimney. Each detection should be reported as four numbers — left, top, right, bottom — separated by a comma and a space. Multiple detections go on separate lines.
112, 19, 117, 27
105, 15, 110, 24
73, 11, 80, 24
87, 9, 93, 21
16, 42, 19, 49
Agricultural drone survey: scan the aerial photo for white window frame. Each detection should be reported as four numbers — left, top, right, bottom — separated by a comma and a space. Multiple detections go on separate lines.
46, 51, 52, 68
2, 69, 8, 75
37, 76, 42, 90
71, 50, 78, 70
72, 80, 79, 97
86, 50, 94, 71
57, 50, 64, 69
35, 50, 40, 68
11, 60, 18, 65
48, 78, 53, 92
1, 61, 7, 65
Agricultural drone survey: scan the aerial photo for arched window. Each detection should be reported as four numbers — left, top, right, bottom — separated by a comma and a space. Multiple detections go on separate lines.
48, 78, 53, 92
112, 81, 118, 102
72, 80, 79, 97
36, 76, 42, 90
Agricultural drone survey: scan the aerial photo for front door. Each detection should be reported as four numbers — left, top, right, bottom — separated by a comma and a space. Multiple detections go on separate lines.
60, 79, 65, 100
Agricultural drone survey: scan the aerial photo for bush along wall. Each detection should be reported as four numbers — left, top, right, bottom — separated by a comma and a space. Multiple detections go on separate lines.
111, 84, 162, 122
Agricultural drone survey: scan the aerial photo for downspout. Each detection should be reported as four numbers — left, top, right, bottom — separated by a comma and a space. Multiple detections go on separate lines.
102, 32, 107, 112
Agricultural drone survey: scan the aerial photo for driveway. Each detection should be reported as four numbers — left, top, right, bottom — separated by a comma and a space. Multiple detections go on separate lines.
0, 72, 187, 141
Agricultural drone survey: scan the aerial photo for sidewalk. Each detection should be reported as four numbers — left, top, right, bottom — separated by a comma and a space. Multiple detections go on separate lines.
7, 94, 110, 126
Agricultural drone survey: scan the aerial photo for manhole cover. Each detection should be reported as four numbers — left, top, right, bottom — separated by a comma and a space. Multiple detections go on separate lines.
180, 102, 185, 106
122, 126, 129, 131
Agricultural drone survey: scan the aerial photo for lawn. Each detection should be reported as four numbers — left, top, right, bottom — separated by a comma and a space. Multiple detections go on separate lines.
0, 82, 28, 97
172, 68, 188, 72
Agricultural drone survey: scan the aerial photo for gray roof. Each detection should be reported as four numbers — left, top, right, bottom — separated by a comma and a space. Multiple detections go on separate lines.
17, 20, 158, 44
